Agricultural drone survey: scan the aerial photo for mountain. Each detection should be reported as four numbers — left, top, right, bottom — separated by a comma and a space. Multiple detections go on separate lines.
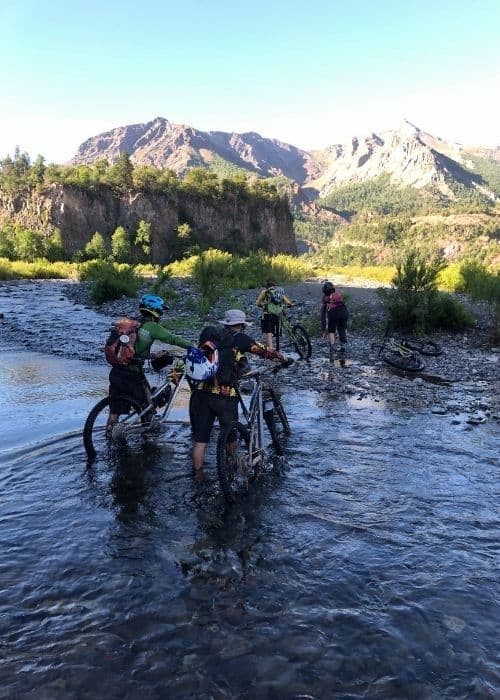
71, 116, 321, 184
71, 117, 500, 203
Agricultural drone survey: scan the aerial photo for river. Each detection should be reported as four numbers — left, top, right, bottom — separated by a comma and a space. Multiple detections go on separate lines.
0, 281, 498, 699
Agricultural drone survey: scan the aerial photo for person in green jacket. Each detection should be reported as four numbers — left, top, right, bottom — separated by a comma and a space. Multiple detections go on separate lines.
107, 293, 193, 427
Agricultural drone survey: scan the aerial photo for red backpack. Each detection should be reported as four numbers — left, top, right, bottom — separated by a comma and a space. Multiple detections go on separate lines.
325, 291, 344, 312
104, 318, 141, 367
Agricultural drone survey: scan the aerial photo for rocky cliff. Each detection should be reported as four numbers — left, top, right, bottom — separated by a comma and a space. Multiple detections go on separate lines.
0, 184, 296, 261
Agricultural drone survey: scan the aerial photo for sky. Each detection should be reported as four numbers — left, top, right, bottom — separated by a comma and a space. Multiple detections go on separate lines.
1, 0, 499, 164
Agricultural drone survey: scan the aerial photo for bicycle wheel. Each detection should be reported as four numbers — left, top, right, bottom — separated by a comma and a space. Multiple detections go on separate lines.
216, 421, 254, 503
381, 350, 425, 372
263, 409, 284, 456
290, 324, 312, 360
83, 395, 147, 462
400, 337, 443, 356
268, 387, 291, 436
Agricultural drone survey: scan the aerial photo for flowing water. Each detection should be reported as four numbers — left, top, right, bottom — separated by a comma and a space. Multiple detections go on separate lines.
0, 282, 499, 699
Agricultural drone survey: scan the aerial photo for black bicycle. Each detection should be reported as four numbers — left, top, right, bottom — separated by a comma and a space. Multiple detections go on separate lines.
83, 354, 188, 462
216, 364, 291, 503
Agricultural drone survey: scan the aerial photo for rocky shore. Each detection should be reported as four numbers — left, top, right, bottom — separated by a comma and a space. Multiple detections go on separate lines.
60, 277, 500, 429
0, 275, 497, 428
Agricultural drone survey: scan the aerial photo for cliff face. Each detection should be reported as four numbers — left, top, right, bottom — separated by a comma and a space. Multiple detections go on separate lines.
0, 184, 296, 261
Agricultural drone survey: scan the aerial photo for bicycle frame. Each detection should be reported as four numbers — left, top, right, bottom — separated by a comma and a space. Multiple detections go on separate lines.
233, 371, 266, 465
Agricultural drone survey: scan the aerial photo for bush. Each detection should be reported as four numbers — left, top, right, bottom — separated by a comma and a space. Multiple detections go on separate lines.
428, 292, 475, 331
77, 261, 140, 303
380, 249, 445, 333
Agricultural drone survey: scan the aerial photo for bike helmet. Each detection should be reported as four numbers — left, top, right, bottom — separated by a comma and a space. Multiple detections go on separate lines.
139, 294, 166, 319
185, 346, 219, 382
322, 281, 335, 295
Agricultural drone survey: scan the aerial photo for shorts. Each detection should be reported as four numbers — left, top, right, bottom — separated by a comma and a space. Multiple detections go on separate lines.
261, 313, 279, 334
326, 306, 349, 342
189, 389, 238, 443
109, 366, 149, 414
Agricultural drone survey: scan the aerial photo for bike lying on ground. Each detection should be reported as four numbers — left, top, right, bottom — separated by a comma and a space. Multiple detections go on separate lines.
216, 364, 291, 503
275, 306, 312, 360
372, 331, 443, 373
83, 354, 187, 462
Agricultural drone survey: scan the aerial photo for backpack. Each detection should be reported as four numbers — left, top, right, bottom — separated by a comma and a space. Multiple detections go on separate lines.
325, 291, 344, 312
264, 286, 285, 315
104, 318, 141, 367
198, 325, 239, 387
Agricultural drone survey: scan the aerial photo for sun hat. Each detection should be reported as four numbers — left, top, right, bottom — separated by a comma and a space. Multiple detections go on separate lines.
218, 309, 252, 327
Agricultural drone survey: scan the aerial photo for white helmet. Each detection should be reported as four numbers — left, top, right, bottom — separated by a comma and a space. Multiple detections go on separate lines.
185, 345, 219, 382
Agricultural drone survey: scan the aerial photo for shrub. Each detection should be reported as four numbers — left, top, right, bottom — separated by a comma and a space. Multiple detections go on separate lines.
77, 261, 140, 303
427, 292, 475, 331
380, 250, 445, 333
460, 261, 500, 342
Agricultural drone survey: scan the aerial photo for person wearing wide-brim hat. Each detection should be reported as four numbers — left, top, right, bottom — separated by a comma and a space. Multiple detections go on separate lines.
190, 308, 292, 474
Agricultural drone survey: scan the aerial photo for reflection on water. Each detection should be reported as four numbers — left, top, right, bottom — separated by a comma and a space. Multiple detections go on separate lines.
1, 352, 499, 698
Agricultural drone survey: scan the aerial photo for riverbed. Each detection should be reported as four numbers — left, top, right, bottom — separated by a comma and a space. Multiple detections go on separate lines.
0, 280, 499, 699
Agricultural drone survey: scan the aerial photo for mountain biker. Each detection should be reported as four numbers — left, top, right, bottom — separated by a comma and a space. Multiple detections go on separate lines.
320, 281, 349, 361
256, 279, 294, 350
189, 308, 292, 475
107, 293, 193, 430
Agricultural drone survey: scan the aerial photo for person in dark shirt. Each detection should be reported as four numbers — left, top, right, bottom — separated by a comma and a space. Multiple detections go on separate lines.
189, 308, 291, 474
320, 281, 349, 361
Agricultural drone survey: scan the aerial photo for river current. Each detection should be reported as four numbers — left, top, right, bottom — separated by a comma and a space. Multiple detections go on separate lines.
0, 281, 498, 699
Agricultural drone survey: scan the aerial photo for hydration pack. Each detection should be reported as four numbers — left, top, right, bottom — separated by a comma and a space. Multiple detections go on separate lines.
104, 318, 141, 367
198, 325, 240, 387
264, 286, 285, 314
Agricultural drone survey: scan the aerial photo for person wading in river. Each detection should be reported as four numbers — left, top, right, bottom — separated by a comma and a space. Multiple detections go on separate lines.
107, 294, 193, 433
320, 281, 349, 363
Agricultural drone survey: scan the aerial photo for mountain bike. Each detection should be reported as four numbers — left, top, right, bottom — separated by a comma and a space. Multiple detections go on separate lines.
83, 355, 188, 462
392, 335, 442, 356
216, 364, 291, 503
275, 307, 312, 360
372, 336, 425, 372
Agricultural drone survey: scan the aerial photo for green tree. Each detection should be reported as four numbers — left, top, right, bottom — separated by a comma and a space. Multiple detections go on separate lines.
44, 228, 65, 262
111, 226, 131, 263
85, 232, 107, 260
13, 227, 45, 261
135, 220, 152, 259
106, 151, 134, 194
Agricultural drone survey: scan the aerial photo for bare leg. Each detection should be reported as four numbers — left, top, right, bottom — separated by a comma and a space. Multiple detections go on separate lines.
265, 331, 274, 350
192, 442, 207, 473
106, 413, 118, 438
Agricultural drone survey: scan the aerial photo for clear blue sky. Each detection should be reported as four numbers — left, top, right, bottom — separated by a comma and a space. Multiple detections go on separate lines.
1, 0, 498, 163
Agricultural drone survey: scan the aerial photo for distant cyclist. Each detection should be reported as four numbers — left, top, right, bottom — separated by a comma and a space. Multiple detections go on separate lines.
320, 281, 348, 362
107, 294, 193, 430
256, 279, 294, 350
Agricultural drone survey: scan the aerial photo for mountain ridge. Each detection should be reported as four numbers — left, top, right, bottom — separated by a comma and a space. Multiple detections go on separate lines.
71, 116, 500, 203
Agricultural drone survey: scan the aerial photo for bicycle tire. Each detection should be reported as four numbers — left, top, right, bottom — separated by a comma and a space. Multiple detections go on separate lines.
83, 394, 147, 462
216, 421, 253, 503
290, 324, 312, 360
400, 337, 443, 356
381, 351, 425, 373
268, 387, 291, 436
263, 409, 284, 456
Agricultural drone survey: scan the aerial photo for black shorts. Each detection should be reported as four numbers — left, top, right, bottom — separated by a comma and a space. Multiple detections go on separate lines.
109, 366, 149, 414
189, 390, 238, 443
261, 313, 279, 334
326, 306, 349, 337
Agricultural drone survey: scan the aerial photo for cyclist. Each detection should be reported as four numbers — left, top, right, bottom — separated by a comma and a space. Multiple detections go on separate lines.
256, 279, 294, 350
320, 281, 349, 362
189, 308, 292, 475
107, 293, 193, 430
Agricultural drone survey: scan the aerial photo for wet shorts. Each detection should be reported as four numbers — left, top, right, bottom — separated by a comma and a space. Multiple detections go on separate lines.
189, 390, 238, 443
260, 313, 279, 334
109, 366, 149, 414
